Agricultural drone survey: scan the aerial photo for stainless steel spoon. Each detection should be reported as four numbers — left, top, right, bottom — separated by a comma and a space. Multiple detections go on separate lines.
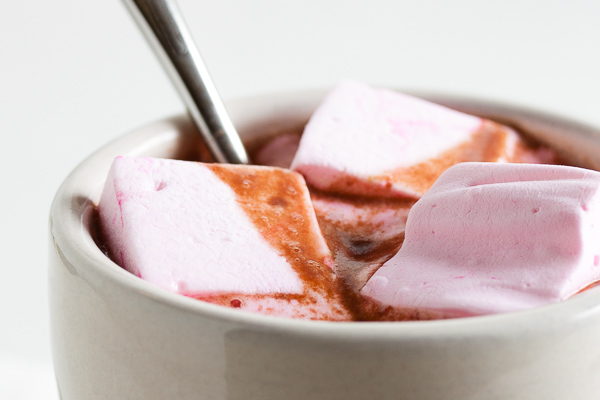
121, 0, 249, 164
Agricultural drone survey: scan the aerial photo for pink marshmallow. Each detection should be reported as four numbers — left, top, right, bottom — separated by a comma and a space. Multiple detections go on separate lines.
291, 80, 547, 199
361, 162, 600, 318
98, 156, 349, 320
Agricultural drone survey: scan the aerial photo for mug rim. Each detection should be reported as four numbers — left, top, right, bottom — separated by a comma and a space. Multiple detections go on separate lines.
49, 88, 600, 340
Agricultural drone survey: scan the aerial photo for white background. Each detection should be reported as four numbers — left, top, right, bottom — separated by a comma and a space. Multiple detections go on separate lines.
1, 0, 599, 398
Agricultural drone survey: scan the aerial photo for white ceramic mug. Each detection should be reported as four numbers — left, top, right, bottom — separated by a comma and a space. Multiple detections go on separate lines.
49, 89, 600, 400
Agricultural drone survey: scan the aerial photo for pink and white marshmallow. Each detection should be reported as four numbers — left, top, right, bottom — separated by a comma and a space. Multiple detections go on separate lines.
98, 156, 348, 320
291, 80, 547, 199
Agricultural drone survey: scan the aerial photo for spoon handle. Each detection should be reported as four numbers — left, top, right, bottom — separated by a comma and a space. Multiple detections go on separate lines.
122, 0, 249, 164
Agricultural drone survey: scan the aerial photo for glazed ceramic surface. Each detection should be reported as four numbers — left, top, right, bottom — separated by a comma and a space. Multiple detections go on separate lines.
49, 90, 600, 400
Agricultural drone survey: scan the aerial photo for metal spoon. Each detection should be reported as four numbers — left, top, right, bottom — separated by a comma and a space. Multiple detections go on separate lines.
121, 0, 248, 164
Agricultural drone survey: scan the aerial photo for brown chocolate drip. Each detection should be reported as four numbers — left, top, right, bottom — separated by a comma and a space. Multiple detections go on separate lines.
389, 120, 510, 195
191, 291, 350, 320
574, 280, 600, 295
308, 185, 416, 211
193, 291, 353, 321
194, 291, 348, 321
207, 164, 349, 320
